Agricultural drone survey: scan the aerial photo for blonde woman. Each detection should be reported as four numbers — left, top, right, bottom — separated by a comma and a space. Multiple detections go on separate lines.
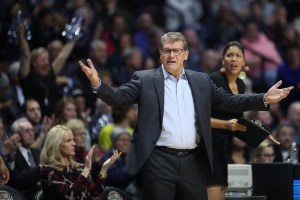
251, 141, 275, 163
40, 125, 121, 200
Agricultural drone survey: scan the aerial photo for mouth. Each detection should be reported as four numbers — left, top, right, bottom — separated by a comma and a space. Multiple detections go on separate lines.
167, 60, 176, 64
230, 62, 238, 68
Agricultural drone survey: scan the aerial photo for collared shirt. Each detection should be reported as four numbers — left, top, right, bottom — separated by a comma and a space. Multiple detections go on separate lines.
156, 66, 198, 149
19, 146, 34, 167
7, 146, 33, 170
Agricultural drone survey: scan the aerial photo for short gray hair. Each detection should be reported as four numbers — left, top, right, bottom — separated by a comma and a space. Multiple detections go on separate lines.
159, 32, 189, 50
11, 117, 29, 133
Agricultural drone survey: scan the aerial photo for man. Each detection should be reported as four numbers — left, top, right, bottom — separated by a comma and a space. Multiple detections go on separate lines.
6, 117, 41, 200
79, 32, 293, 200
23, 99, 52, 149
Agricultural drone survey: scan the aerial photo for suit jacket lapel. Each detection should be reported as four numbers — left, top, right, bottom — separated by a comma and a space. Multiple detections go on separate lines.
153, 67, 164, 123
16, 149, 30, 168
185, 70, 203, 134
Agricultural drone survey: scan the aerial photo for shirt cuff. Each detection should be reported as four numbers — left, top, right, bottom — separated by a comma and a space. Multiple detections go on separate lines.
92, 83, 101, 94
263, 94, 269, 107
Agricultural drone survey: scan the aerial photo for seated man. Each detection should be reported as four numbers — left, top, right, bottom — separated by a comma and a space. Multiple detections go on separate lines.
6, 117, 41, 200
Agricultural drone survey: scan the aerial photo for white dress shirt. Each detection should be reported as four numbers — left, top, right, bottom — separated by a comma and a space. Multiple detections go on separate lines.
156, 66, 198, 149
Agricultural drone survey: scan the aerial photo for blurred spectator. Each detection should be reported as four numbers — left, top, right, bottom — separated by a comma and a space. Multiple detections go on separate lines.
240, 20, 282, 91
277, 25, 300, 60
102, 14, 132, 56
244, 0, 269, 34
286, 101, 300, 142
112, 47, 143, 86
18, 21, 77, 117
107, 32, 135, 75
53, 96, 78, 126
277, 45, 300, 113
266, 5, 288, 45
0, 68, 22, 126
89, 39, 109, 71
89, 99, 113, 144
163, 0, 203, 31
183, 26, 204, 69
0, 1, 30, 62
7, 117, 41, 200
23, 99, 52, 149
98, 106, 133, 151
251, 140, 275, 163
65, 118, 88, 163
40, 125, 121, 200
273, 123, 296, 162
205, 1, 242, 50
254, 111, 278, 134
193, 49, 219, 73
1, 61, 25, 125
281, 0, 300, 21
30, 7, 66, 48
98, 126, 142, 199
228, 0, 252, 20
134, 11, 159, 58
71, 88, 91, 126
227, 137, 251, 164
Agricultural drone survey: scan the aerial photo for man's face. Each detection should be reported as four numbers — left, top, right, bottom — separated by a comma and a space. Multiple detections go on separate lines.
159, 40, 188, 79
278, 126, 294, 149
18, 121, 35, 148
26, 100, 41, 125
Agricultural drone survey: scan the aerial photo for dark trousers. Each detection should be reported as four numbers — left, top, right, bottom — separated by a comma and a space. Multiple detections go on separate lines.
141, 147, 208, 200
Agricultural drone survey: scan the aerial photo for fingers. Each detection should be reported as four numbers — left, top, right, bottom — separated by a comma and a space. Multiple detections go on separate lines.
79, 59, 95, 70
268, 135, 280, 145
86, 145, 96, 159
87, 59, 95, 70
271, 80, 282, 89
89, 145, 96, 155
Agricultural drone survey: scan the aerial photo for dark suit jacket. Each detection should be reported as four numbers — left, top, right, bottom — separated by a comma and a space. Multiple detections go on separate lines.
95, 67, 267, 174
7, 148, 41, 200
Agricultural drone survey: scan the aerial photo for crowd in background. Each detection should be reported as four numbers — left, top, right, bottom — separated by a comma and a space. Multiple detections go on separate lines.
0, 0, 300, 199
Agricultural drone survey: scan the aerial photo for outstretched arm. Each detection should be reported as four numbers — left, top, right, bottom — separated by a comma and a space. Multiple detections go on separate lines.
263, 80, 294, 104
52, 39, 76, 76
18, 23, 31, 78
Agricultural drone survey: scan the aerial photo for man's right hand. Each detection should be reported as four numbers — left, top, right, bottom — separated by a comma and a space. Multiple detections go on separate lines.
3, 133, 21, 161
79, 59, 101, 87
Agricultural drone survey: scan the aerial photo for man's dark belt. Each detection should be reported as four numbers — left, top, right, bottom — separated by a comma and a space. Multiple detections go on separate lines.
155, 146, 196, 157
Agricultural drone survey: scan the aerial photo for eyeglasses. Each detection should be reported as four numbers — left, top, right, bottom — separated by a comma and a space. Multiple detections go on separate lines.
260, 154, 275, 158
161, 48, 184, 56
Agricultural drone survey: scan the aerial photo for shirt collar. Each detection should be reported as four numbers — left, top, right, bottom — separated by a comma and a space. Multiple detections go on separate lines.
19, 146, 30, 155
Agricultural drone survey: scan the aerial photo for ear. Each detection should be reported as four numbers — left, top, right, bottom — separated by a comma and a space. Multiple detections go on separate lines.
220, 67, 225, 73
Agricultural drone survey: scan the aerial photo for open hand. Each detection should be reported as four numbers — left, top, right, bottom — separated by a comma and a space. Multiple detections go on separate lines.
102, 149, 122, 170
264, 80, 294, 104
78, 59, 100, 87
